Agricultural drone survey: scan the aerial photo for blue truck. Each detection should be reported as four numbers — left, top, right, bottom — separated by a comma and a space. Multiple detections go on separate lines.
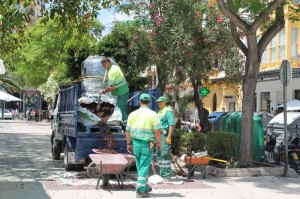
50, 83, 127, 171
50, 55, 161, 174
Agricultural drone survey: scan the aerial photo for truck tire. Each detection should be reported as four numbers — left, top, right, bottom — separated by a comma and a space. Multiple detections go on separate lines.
64, 146, 75, 171
87, 162, 100, 178
52, 141, 61, 160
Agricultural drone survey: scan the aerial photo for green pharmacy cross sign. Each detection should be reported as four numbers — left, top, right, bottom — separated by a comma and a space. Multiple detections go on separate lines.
200, 87, 210, 98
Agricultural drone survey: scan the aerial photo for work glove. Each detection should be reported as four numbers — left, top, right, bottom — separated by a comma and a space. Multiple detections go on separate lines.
99, 89, 105, 94
166, 136, 171, 145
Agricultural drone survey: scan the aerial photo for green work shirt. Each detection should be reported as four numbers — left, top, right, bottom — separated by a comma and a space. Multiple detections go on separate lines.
126, 106, 162, 142
107, 64, 129, 96
157, 106, 175, 131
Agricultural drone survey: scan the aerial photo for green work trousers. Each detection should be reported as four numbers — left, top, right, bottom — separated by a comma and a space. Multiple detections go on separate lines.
117, 92, 129, 121
157, 134, 171, 179
132, 139, 153, 193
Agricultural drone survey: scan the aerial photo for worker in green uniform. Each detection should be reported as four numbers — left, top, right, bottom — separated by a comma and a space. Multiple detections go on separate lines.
126, 93, 162, 198
100, 56, 129, 121
156, 96, 174, 179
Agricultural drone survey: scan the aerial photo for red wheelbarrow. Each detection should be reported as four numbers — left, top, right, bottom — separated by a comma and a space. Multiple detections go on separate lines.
89, 150, 135, 189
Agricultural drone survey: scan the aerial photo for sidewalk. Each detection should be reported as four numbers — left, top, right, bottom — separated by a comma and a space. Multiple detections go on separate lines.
41, 174, 300, 199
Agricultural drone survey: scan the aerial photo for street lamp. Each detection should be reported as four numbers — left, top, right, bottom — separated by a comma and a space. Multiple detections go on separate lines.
0, 59, 6, 74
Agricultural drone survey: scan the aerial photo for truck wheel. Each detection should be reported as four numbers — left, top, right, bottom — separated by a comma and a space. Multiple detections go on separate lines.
64, 146, 75, 171
74, 164, 85, 171
52, 141, 61, 160
87, 162, 100, 178
102, 174, 109, 186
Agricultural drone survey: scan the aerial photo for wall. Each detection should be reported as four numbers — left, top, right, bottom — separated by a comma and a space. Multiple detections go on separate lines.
256, 77, 300, 115
202, 82, 242, 114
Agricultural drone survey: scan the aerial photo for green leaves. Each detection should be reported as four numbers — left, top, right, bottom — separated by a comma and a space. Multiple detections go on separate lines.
13, 19, 99, 87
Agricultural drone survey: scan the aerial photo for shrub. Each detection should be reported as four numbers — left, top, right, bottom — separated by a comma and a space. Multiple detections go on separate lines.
181, 132, 207, 152
171, 129, 184, 155
206, 131, 238, 160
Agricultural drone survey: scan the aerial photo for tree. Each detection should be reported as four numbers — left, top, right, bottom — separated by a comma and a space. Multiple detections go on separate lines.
216, 0, 287, 166
132, 0, 243, 131
0, 0, 117, 62
13, 19, 101, 87
0, 73, 22, 93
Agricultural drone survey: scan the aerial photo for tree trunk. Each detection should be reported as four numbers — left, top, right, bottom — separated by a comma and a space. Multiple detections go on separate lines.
239, 58, 260, 167
191, 80, 212, 132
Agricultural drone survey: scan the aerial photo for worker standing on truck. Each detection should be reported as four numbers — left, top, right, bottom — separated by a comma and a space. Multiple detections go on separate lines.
126, 93, 162, 198
100, 56, 129, 121
156, 96, 174, 180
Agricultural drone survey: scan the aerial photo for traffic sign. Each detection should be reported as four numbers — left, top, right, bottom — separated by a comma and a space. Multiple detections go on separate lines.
280, 60, 292, 86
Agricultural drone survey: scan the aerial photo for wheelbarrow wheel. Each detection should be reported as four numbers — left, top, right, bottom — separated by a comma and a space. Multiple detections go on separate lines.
102, 174, 109, 186
87, 162, 100, 178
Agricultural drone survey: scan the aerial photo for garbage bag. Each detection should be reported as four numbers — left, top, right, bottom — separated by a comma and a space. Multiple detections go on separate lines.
77, 106, 101, 126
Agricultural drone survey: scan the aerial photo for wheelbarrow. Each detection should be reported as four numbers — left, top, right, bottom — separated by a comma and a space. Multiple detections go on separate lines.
184, 154, 210, 179
89, 151, 135, 189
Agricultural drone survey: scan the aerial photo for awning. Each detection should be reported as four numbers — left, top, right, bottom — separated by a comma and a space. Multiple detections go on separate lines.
277, 99, 300, 111
0, 90, 22, 102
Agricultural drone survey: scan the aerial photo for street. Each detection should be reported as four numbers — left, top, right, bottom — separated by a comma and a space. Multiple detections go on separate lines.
1, 120, 300, 199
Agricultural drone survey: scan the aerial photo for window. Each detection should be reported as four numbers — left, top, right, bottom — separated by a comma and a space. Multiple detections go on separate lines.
276, 91, 283, 106
270, 37, 277, 62
291, 28, 298, 60
229, 102, 235, 112
261, 92, 271, 112
213, 93, 217, 112
279, 29, 286, 60
295, 90, 300, 100
262, 49, 268, 63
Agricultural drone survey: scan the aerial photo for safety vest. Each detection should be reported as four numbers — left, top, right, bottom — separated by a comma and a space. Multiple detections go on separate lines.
157, 106, 175, 131
126, 106, 162, 142
107, 64, 129, 96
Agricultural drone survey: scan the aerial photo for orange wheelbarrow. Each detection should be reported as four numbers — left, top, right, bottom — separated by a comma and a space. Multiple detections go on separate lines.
184, 155, 210, 179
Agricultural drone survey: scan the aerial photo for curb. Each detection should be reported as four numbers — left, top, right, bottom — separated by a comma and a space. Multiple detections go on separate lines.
206, 166, 298, 178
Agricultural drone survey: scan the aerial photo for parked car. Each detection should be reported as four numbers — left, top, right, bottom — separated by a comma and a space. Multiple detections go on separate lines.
0, 109, 13, 120
208, 111, 228, 131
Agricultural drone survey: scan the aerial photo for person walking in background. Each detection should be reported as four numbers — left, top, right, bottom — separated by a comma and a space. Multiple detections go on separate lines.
11, 109, 15, 120
156, 96, 175, 180
48, 106, 54, 128
35, 109, 39, 122
15, 108, 19, 120
100, 56, 129, 122
126, 93, 162, 198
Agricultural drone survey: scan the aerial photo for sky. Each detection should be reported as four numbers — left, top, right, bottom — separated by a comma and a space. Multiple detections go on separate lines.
97, 8, 134, 36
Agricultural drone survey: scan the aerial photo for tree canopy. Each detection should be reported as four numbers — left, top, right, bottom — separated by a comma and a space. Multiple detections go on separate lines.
13, 18, 102, 87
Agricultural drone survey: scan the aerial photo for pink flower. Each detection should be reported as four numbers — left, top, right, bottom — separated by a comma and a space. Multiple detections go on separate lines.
149, 3, 153, 9
217, 16, 223, 24
217, 50, 222, 54
153, 12, 160, 20
204, 38, 208, 42
156, 17, 163, 27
